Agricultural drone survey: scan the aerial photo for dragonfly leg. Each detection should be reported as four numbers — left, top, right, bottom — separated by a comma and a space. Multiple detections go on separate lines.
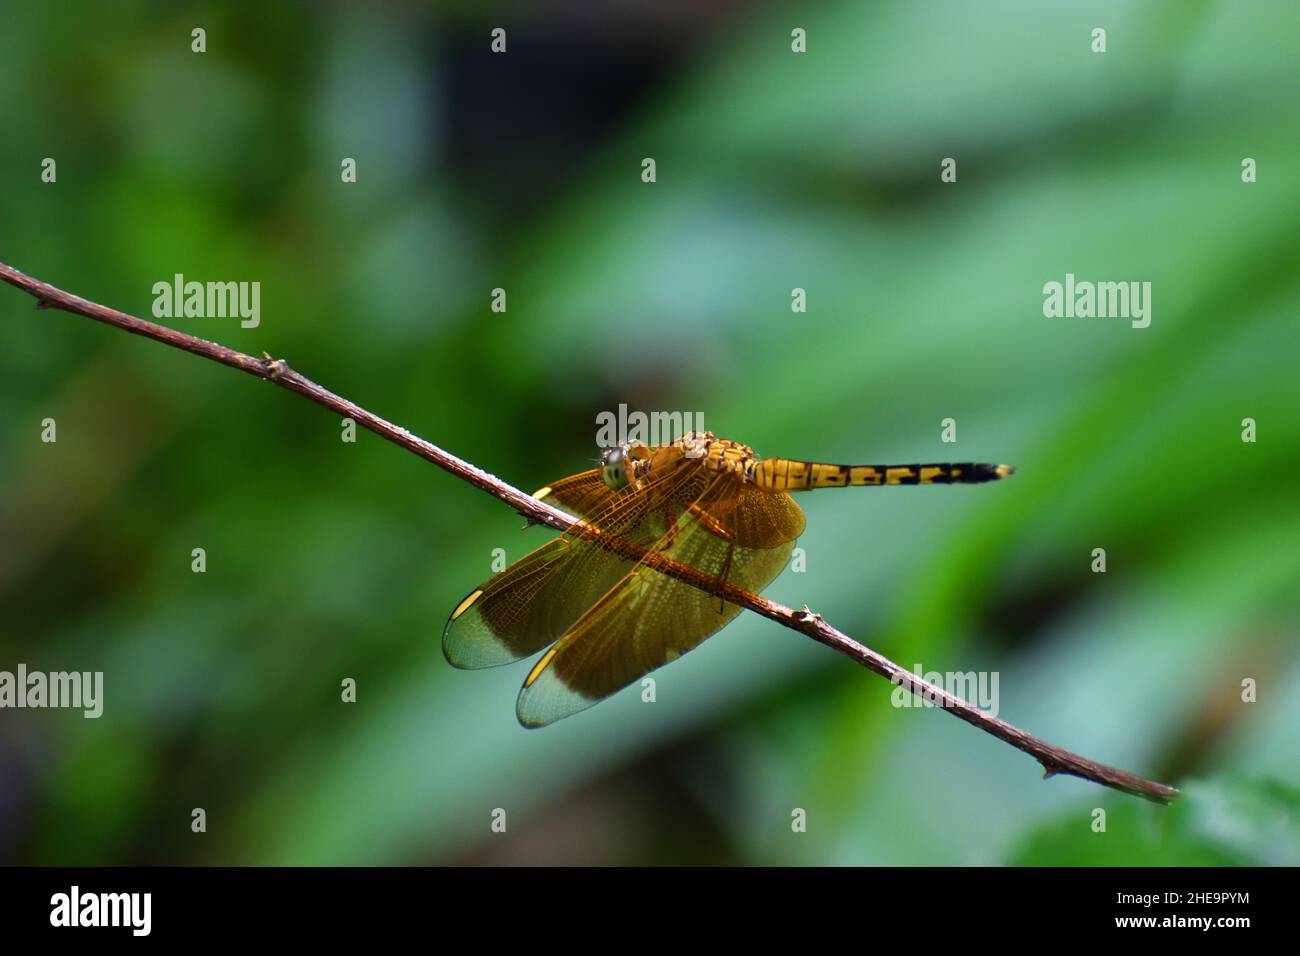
658, 505, 682, 552
715, 541, 736, 614
680, 504, 738, 611
686, 503, 731, 539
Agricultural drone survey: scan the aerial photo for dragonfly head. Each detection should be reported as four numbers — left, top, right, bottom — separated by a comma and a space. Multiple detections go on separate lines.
599, 444, 632, 490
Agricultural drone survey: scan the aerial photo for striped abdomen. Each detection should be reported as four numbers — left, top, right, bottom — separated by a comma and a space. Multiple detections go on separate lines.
747, 458, 1014, 491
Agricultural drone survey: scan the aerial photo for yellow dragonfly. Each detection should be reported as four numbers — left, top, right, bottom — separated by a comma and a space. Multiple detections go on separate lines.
444, 431, 1013, 727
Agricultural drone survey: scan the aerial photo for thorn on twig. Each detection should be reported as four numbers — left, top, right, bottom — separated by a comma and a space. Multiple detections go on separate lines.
519, 510, 552, 530
35, 299, 51, 310
798, 604, 823, 625
261, 352, 289, 380
1042, 766, 1059, 780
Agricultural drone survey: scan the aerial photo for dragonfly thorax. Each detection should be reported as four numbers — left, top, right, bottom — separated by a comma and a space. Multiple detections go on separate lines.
673, 431, 756, 479
600, 432, 757, 492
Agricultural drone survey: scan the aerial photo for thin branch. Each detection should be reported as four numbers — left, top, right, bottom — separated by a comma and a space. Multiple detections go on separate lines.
0, 259, 1179, 804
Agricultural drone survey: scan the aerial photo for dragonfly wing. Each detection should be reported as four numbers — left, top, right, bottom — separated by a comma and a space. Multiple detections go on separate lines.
533, 468, 614, 519
444, 450, 706, 669
696, 480, 806, 549
516, 481, 796, 727
443, 536, 638, 668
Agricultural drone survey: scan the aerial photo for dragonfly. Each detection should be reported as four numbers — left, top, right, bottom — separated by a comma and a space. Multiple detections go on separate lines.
443, 431, 1013, 728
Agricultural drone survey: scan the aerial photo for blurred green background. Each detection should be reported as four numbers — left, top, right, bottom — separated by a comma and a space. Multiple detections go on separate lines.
1, 0, 1297, 866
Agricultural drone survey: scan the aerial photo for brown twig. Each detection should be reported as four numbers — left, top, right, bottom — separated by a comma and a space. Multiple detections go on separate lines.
0, 260, 1179, 804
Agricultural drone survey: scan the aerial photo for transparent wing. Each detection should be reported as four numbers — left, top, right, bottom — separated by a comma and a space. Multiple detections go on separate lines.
444, 446, 709, 668
516, 479, 800, 727
533, 468, 614, 520
442, 536, 632, 668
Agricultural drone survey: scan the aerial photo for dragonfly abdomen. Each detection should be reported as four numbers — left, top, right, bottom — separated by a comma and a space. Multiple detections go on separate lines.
747, 458, 1013, 491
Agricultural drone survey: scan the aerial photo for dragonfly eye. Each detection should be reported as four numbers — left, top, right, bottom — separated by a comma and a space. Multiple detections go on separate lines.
600, 446, 630, 490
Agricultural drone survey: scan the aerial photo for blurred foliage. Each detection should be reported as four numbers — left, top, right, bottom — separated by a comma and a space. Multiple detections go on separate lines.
1014, 778, 1300, 866
0, 1, 1296, 865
